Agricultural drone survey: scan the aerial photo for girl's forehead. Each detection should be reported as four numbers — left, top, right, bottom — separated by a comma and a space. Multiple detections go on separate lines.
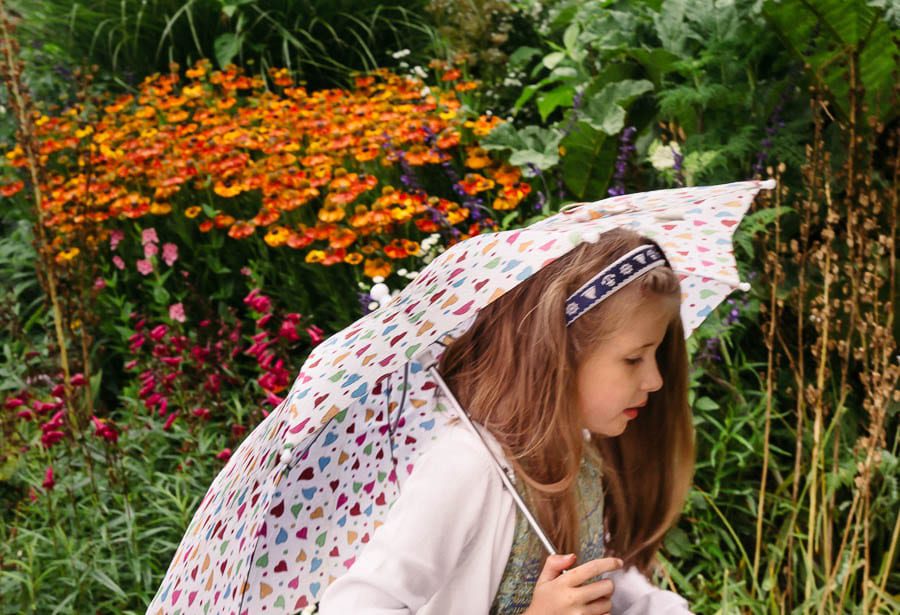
607, 299, 674, 345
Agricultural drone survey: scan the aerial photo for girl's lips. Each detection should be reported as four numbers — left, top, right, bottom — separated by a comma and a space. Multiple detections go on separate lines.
623, 407, 639, 419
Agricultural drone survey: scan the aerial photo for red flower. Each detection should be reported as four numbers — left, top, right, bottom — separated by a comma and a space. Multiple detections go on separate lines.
42, 466, 55, 490
162, 412, 179, 431
216, 448, 232, 462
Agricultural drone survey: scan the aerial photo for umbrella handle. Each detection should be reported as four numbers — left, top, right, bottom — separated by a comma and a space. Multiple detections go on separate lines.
423, 362, 560, 558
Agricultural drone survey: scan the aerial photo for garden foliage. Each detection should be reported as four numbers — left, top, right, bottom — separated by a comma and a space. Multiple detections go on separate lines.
0, 0, 897, 613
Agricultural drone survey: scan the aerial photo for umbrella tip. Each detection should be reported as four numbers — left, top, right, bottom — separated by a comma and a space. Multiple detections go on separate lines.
738, 282, 751, 292
759, 179, 776, 190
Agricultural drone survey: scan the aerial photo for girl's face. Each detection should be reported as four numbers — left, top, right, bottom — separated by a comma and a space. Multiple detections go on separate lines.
575, 297, 671, 437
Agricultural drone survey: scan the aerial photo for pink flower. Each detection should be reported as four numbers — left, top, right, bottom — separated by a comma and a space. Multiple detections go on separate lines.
169, 302, 186, 323
143, 242, 159, 259
192, 407, 211, 420
216, 448, 232, 462
91, 415, 119, 444
110, 230, 124, 251
162, 412, 179, 431
42, 466, 55, 490
150, 324, 168, 341
141, 228, 159, 245
94, 277, 107, 290
41, 430, 65, 448
243, 289, 272, 313
136, 259, 154, 275
112, 255, 125, 270
71, 373, 86, 387
162, 243, 178, 266
306, 325, 325, 345
240, 267, 252, 276
4, 397, 24, 410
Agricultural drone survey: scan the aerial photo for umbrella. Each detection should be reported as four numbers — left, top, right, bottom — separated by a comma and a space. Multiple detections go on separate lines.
148, 179, 775, 614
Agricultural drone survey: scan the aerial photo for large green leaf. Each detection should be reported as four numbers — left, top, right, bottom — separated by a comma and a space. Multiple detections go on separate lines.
580, 79, 654, 135
559, 121, 618, 200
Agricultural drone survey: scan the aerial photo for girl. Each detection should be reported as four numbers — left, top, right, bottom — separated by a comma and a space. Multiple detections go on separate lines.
319, 228, 694, 614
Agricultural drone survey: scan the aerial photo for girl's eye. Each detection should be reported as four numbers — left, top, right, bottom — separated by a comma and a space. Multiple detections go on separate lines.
625, 357, 642, 365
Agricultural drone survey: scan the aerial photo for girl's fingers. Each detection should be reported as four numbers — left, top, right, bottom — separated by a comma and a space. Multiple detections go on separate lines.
586, 598, 613, 614
561, 557, 623, 587
536, 553, 577, 584
577, 578, 615, 602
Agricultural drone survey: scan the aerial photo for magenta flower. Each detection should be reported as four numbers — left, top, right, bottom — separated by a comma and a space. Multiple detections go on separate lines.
141, 227, 159, 245
169, 302, 186, 323
94, 277, 107, 290
112, 255, 125, 270
162, 412, 179, 431
91, 415, 119, 444
192, 407, 211, 420
162, 243, 179, 266
306, 325, 325, 345
150, 324, 168, 341
136, 259, 154, 275
216, 448, 232, 462
143, 242, 159, 259
243, 289, 272, 313
4, 397, 24, 410
42, 466, 55, 490
110, 230, 124, 251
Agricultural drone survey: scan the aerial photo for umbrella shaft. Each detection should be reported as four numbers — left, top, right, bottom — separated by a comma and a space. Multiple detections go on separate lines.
426, 365, 559, 558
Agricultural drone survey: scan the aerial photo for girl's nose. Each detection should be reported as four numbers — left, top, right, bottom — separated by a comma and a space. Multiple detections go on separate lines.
643, 360, 663, 392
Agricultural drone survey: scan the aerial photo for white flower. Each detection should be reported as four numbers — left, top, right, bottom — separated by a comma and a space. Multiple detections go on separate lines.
370, 283, 391, 302
648, 140, 681, 171
391, 49, 411, 59
412, 66, 428, 79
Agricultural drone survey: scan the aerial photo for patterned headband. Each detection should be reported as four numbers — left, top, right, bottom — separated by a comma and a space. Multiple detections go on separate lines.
565, 244, 668, 326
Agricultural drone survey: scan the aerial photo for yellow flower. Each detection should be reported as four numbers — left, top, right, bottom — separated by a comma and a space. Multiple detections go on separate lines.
305, 250, 326, 263
364, 257, 391, 278
55, 247, 80, 264
264, 226, 291, 247
184, 206, 202, 218
344, 252, 363, 265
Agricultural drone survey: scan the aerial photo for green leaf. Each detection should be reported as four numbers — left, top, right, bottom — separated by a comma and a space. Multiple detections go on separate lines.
560, 121, 616, 199
508, 46, 542, 69
542, 51, 566, 70
694, 396, 720, 411
536, 85, 575, 122
214, 33, 243, 69
580, 80, 653, 135
152, 285, 171, 305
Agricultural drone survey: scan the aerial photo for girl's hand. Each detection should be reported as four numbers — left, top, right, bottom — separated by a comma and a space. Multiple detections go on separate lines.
523, 554, 622, 615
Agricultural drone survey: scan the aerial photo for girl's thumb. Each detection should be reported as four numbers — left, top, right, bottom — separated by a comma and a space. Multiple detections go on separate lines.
537, 553, 576, 583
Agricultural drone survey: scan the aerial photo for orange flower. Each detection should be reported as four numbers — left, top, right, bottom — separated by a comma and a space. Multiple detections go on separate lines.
184, 206, 202, 218
287, 231, 313, 249
441, 68, 462, 81
464, 147, 492, 170
54, 247, 80, 264
213, 180, 242, 198
402, 239, 421, 256
306, 250, 326, 264
228, 220, 256, 239
321, 248, 346, 266
318, 202, 345, 223
150, 202, 172, 215
198, 220, 214, 232
264, 226, 291, 247
0, 180, 23, 197
384, 239, 407, 259
458, 173, 495, 195
502, 183, 532, 205
492, 196, 517, 211
252, 208, 281, 227
465, 115, 503, 137
349, 205, 371, 228
344, 252, 363, 265
364, 257, 391, 278
454, 81, 478, 92
489, 163, 522, 186
329, 228, 357, 249
213, 213, 236, 229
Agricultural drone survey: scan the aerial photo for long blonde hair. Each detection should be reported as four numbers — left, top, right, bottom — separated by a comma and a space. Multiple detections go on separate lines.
438, 228, 693, 572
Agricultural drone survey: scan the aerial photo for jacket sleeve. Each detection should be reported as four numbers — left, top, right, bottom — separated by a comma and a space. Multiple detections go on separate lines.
318, 429, 501, 614
609, 565, 694, 614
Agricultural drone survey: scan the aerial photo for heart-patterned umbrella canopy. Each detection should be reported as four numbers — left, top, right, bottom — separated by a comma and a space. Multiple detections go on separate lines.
148, 179, 775, 614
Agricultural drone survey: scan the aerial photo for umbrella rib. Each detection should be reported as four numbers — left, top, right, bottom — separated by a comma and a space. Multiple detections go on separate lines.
424, 363, 560, 558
